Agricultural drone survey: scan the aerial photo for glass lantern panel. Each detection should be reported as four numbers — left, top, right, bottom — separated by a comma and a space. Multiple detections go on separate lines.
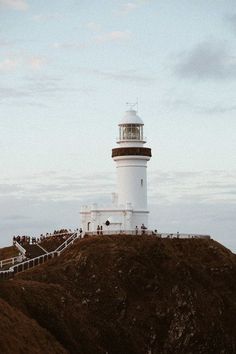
132, 125, 140, 140
121, 124, 143, 140
122, 125, 131, 139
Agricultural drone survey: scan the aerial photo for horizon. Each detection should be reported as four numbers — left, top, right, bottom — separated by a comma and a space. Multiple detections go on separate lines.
0, 0, 235, 252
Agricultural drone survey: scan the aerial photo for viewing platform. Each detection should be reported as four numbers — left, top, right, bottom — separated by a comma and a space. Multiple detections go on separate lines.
84, 230, 211, 239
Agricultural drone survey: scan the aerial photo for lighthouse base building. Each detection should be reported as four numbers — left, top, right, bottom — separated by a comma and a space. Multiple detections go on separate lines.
80, 109, 152, 233
80, 203, 149, 233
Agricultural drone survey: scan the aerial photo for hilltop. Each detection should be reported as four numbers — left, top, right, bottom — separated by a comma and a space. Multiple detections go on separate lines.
0, 235, 236, 354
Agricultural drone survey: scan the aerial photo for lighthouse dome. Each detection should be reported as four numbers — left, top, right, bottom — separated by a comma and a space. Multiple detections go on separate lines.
119, 110, 144, 126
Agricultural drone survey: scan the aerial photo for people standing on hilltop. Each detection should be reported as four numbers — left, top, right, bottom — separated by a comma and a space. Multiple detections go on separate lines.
97, 225, 100, 235
141, 223, 147, 235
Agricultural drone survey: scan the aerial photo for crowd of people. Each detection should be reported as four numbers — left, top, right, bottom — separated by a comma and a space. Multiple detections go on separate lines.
13, 228, 80, 246
13, 235, 35, 245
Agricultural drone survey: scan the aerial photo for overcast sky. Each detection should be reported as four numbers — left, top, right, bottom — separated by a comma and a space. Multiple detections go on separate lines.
0, 0, 235, 251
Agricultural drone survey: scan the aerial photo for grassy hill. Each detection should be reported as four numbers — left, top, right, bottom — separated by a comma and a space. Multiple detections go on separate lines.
0, 245, 19, 261
0, 235, 236, 353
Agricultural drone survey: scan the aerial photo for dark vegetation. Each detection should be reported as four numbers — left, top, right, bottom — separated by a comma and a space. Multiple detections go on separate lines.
0, 235, 236, 354
0, 245, 18, 261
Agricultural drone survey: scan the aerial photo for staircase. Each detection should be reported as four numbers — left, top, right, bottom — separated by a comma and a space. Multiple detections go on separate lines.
24, 244, 46, 259
0, 231, 79, 280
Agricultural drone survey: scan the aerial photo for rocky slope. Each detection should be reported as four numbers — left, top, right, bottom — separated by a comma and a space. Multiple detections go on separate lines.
0, 297, 67, 354
0, 235, 236, 354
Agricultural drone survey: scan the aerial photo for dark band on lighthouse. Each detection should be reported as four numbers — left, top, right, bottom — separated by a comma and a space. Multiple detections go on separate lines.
112, 147, 152, 158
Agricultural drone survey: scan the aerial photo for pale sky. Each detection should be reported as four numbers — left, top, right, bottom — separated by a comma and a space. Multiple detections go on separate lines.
0, 0, 236, 251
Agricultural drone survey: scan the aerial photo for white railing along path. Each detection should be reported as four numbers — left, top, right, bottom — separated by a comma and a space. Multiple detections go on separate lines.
0, 254, 24, 269
85, 230, 211, 239
0, 232, 79, 279
13, 240, 26, 256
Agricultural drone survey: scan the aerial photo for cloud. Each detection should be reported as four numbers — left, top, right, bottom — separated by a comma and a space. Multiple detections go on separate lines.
86, 21, 102, 32
28, 56, 46, 70
3, 214, 31, 221
0, 184, 23, 194
119, 2, 138, 15
0, 169, 235, 252
149, 170, 236, 204
149, 198, 236, 251
54, 30, 131, 50
0, 75, 92, 102
32, 13, 63, 22
0, 55, 46, 72
94, 30, 132, 43
198, 104, 236, 115
0, 171, 115, 202
0, 58, 19, 71
0, 78, 56, 100
0, 39, 11, 47
1, 169, 235, 206
117, 1, 151, 15
0, 86, 29, 100
53, 41, 88, 50
164, 97, 236, 116
24, 76, 90, 96
0, 0, 28, 11
175, 41, 236, 80
83, 68, 155, 85
226, 14, 236, 34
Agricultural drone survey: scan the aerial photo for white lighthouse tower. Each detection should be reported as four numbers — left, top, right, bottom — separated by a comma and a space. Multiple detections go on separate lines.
80, 108, 152, 233
112, 109, 152, 227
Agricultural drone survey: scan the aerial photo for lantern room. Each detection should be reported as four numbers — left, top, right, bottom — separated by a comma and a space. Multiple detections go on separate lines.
118, 110, 144, 142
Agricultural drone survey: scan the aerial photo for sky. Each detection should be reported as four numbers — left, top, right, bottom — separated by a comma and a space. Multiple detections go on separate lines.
0, 0, 236, 251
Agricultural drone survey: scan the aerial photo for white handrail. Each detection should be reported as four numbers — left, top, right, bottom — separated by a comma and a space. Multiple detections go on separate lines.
55, 232, 79, 253
0, 232, 80, 279
0, 255, 24, 268
7, 251, 58, 276
37, 243, 48, 254
9, 233, 79, 274
13, 240, 26, 255
84, 230, 211, 239
155, 232, 211, 239
38, 230, 78, 241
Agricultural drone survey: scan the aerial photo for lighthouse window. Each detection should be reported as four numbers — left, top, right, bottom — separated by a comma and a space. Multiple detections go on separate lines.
132, 125, 140, 139
123, 125, 132, 139
141, 179, 143, 186
121, 124, 143, 140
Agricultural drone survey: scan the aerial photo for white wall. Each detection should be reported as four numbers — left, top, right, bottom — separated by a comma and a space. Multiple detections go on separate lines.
114, 156, 149, 210
80, 208, 149, 232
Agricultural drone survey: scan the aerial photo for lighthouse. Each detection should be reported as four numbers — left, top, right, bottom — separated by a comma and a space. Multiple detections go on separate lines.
112, 109, 152, 226
80, 108, 152, 233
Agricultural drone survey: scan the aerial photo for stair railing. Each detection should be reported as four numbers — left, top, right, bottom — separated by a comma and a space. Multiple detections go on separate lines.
8, 251, 59, 276
55, 232, 79, 254
0, 232, 80, 280
0, 231, 81, 280
0, 254, 24, 269
37, 243, 48, 254
13, 240, 26, 256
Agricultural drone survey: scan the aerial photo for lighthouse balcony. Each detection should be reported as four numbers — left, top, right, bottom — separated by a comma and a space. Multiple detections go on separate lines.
116, 137, 147, 145
112, 147, 152, 158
